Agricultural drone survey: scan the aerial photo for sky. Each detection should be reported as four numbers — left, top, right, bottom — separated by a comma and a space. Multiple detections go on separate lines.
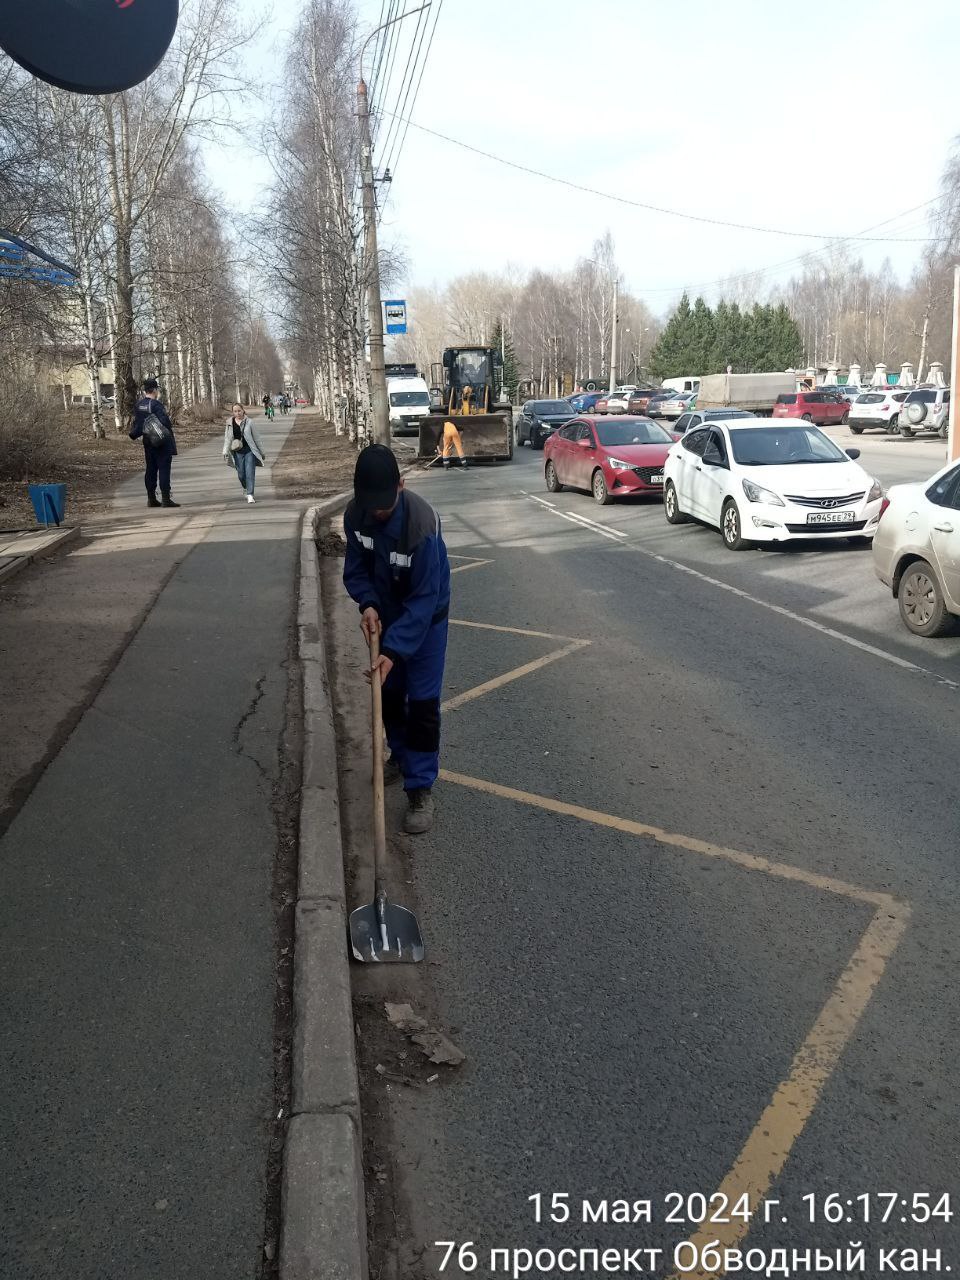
205, 0, 960, 315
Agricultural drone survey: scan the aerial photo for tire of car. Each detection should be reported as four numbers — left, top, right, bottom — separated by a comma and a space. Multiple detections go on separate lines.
897, 559, 956, 637
906, 402, 927, 425
592, 469, 612, 505
663, 481, 688, 525
545, 460, 563, 493
801, 413, 813, 422
849, 425, 863, 435
514, 421, 522, 447
888, 414, 899, 435
721, 499, 750, 551
532, 427, 544, 450
841, 411, 849, 425
939, 420, 948, 440
900, 423, 914, 437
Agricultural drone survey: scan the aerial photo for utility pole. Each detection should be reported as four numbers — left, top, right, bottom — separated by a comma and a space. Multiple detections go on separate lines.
356, 3, 431, 449
608, 276, 619, 396
357, 76, 389, 447
949, 265, 960, 462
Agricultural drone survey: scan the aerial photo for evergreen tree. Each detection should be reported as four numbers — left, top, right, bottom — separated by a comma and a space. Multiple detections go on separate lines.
490, 318, 520, 400
708, 299, 732, 374
727, 302, 745, 371
649, 292, 693, 379
769, 303, 804, 370
688, 296, 716, 373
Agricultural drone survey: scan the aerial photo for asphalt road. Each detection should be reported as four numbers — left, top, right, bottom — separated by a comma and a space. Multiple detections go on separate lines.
341, 436, 960, 1278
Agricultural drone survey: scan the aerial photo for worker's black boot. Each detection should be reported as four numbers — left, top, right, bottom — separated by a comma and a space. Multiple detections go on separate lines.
147, 492, 161, 508
403, 787, 435, 835
161, 492, 180, 508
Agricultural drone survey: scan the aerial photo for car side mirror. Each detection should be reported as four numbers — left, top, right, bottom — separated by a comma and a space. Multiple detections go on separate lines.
845, 448, 861, 460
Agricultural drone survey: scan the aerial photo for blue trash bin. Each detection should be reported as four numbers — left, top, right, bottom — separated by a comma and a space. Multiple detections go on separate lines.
28, 483, 67, 527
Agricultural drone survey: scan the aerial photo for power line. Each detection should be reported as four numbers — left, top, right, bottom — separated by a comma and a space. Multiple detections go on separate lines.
634, 197, 946, 299
379, 109, 941, 244
377, 5, 430, 175
384, 0, 442, 182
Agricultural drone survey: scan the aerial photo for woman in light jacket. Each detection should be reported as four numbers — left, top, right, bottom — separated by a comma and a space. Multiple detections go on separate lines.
224, 403, 267, 504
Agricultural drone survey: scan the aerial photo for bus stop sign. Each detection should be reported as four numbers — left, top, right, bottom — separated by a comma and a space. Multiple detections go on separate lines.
0, 0, 179, 95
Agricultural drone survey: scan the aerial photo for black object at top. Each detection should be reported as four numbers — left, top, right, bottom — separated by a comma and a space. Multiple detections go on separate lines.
0, 0, 179, 95
143, 378, 160, 393
354, 444, 400, 513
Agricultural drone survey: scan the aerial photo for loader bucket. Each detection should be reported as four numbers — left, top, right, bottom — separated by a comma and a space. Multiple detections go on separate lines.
418, 412, 513, 463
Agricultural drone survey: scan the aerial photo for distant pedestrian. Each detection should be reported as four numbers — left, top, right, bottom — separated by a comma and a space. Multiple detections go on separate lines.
129, 377, 179, 508
223, 402, 266, 505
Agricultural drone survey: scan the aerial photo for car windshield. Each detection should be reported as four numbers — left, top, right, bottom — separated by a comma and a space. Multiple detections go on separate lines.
389, 391, 429, 407
729, 426, 847, 466
534, 401, 573, 414
596, 420, 673, 446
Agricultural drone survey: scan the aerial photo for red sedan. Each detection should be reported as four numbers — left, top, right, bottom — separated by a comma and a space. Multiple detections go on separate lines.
543, 415, 677, 505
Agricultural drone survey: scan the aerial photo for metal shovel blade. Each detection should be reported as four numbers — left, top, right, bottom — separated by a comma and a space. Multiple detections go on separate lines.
349, 889, 424, 963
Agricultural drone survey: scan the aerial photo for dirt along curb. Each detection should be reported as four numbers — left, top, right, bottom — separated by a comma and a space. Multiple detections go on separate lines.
282, 493, 367, 1280
0, 524, 80, 584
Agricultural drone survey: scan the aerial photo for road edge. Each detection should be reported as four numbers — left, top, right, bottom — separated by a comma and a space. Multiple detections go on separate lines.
0, 524, 81, 584
281, 493, 368, 1280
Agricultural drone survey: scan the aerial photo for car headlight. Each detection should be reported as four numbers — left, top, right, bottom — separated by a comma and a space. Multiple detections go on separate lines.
607, 457, 635, 471
867, 479, 882, 503
742, 478, 785, 506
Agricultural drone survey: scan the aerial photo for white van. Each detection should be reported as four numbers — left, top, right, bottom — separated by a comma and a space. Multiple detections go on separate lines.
660, 376, 700, 395
386, 375, 431, 436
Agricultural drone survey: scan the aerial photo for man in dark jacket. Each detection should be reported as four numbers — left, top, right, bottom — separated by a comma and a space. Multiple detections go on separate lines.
129, 378, 179, 508
343, 444, 450, 835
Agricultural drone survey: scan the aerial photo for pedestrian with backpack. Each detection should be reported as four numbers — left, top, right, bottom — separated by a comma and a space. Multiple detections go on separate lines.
129, 378, 179, 508
223, 402, 267, 504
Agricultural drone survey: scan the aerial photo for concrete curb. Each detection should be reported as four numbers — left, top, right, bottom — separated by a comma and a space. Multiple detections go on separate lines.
281, 492, 368, 1280
0, 525, 81, 585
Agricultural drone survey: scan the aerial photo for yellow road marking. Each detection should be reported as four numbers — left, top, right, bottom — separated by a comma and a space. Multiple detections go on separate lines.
442, 640, 589, 712
439, 769, 911, 1276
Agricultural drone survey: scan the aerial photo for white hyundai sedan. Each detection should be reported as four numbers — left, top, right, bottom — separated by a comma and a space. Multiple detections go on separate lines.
663, 419, 884, 550
872, 459, 960, 637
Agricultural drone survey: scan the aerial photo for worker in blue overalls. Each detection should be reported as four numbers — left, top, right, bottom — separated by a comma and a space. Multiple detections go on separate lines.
343, 445, 450, 835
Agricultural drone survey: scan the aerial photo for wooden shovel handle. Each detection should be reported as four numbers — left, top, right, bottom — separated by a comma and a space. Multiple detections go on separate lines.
369, 630, 387, 865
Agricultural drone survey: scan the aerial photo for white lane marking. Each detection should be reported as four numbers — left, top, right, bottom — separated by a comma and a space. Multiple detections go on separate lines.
523, 494, 960, 690
524, 492, 628, 541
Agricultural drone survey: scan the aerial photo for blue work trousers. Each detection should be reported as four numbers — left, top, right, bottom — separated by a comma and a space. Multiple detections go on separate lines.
144, 445, 173, 496
381, 618, 447, 791
234, 450, 257, 495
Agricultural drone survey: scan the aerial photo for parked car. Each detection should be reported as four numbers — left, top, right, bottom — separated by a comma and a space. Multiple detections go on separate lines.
772, 390, 849, 426
672, 408, 756, 436
873, 459, 960, 636
626, 389, 659, 414
544, 415, 677, 505
821, 384, 863, 405
662, 420, 883, 550
514, 398, 577, 450
899, 387, 950, 439
847, 389, 910, 435
604, 390, 634, 414
657, 391, 697, 420
568, 391, 605, 414
645, 391, 678, 418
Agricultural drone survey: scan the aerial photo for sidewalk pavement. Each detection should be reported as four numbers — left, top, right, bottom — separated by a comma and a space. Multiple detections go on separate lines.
0, 414, 305, 1279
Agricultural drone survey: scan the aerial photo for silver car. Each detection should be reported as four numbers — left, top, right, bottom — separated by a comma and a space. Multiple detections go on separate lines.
899, 387, 950, 438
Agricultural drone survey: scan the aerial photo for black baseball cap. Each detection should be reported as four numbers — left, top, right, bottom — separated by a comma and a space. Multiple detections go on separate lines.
354, 444, 400, 512
143, 378, 160, 393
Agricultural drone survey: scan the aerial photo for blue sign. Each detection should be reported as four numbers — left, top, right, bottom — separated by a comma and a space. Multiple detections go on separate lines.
384, 299, 407, 335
